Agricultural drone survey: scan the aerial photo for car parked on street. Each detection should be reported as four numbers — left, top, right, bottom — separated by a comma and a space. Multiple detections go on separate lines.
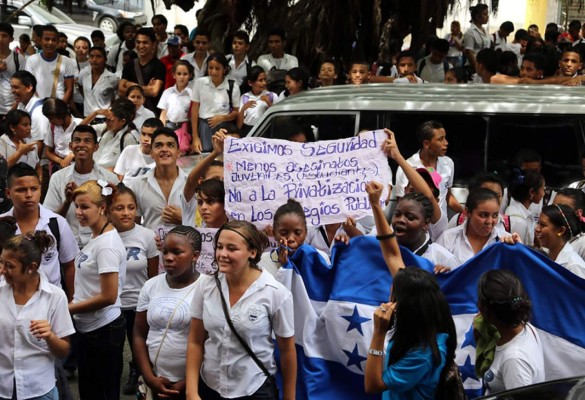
52, 0, 147, 33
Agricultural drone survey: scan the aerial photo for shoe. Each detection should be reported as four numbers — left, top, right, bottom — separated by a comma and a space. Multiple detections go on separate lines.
123, 361, 139, 395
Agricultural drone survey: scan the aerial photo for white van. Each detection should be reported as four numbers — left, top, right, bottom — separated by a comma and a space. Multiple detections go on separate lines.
248, 84, 585, 191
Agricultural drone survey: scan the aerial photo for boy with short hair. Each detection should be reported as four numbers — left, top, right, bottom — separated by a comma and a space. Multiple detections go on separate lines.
0, 23, 26, 125
256, 28, 298, 72
91, 30, 108, 54
227, 31, 255, 86
25, 25, 74, 102
394, 51, 424, 83
152, 14, 169, 58
348, 60, 371, 84
417, 39, 452, 83
181, 30, 210, 79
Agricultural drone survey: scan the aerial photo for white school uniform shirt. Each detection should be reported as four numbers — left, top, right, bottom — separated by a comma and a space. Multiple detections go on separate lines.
417, 55, 452, 83
157, 41, 169, 59
0, 274, 75, 400
569, 233, 585, 261
129, 167, 197, 230
17, 95, 49, 142
157, 85, 192, 123
435, 220, 510, 265
0, 205, 78, 287
119, 224, 159, 310
226, 54, 255, 86
24, 52, 75, 100
239, 90, 277, 126
412, 233, 460, 269
45, 117, 82, 159
72, 59, 89, 104
114, 145, 154, 186
0, 50, 26, 114
555, 242, 585, 279
505, 198, 535, 246
464, 23, 492, 55
133, 105, 156, 131
256, 53, 299, 71
136, 274, 197, 381
181, 52, 209, 79
93, 124, 140, 169
80, 68, 118, 116
484, 324, 544, 394
73, 229, 127, 333
43, 164, 119, 248
191, 271, 294, 398
107, 41, 131, 77
0, 135, 39, 169
191, 76, 241, 119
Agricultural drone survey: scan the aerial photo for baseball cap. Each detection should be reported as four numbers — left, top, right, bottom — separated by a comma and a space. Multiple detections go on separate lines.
166, 35, 180, 46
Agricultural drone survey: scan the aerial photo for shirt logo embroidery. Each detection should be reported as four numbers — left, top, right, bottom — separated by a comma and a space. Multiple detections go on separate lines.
248, 305, 263, 323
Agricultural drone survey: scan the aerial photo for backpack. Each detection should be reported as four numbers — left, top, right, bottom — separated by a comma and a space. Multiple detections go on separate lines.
417, 58, 450, 77
457, 210, 511, 233
47, 217, 68, 292
266, 68, 287, 95
226, 79, 235, 112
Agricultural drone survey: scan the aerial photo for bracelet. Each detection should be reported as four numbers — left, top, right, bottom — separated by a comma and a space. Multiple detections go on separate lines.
376, 232, 396, 241
368, 348, 384, 356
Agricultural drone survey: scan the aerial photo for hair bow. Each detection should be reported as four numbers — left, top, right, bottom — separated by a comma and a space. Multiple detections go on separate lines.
97, 180, 113, 196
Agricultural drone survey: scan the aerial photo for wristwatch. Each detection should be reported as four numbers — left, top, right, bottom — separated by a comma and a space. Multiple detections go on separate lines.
368, 348, 384, 356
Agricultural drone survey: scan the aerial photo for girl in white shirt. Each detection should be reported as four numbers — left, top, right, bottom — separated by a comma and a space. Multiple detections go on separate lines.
237, 66, 277, 135
476, 270, 544, 394
505, 169, 544, 246
278, 67, 309, 101
186, 221, 296, 400
535, 204, 585, 278
42, 98, 80, 174
159, 60, 194, 129
69, 180, 127, 400
0, 231, 75, 400
72, 36, 91, 116
190, 53, 240, 154
109, 184, 159, 395
127, 85, 156, 130
79, 46, 118, 117
134, 226, 201, 399
1, 109, 40, 174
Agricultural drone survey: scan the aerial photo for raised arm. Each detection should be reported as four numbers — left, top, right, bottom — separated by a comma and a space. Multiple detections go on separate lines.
367, 181, 404, 276
383, 129, 441, 223
184, 130, 226, 202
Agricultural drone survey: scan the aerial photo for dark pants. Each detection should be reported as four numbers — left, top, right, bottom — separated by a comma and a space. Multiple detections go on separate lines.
198, 377, 277, 400
77, 314, 125, 400
122, 309, 136, 356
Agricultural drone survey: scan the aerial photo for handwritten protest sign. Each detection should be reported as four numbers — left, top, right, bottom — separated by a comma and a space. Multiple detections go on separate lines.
223, 131, 392, 226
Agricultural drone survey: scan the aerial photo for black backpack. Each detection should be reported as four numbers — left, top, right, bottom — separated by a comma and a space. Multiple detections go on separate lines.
267, 68, 287, 95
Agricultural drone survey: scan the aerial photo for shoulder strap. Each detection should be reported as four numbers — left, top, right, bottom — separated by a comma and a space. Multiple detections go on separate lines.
417, 58, 426, 76
227, 79, 235, 111
456, 211, 467, 226
51, 55, 63, 98
13, 51, 19, 71
29, 99, 44, 114
112, 43, 124, 73
134, 58, 145, 86
48, 217, 61, 251
502, 214, 511, 233
214, 274, 277, 388
119, 127, 131, 153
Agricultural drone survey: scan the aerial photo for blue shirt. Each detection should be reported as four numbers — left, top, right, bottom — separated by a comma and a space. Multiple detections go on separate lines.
382, 333, 449, 400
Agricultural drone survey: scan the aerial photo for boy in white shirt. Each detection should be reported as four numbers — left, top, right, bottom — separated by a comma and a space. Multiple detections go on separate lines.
256, 28, 298, 72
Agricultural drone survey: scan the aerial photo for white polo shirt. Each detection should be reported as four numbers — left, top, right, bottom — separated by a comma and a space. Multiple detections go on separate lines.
0, 51, 26, 114
43, 164, 119, 248
157, 85, 192, 123
464, 24, 492, 54
239, 90, 277, 126
114, 145, 154, 186
0, 274, 75, 399
411, 234, 460, 269
107, 41, 131, 77
24, 52, 75, 100
0, 135, 39, 169
73, 229, 127, 333
133, 105, 156, 131
227, 54, 255, 86
191, 271, 294, 398
79, 68, 118, 116
555, 242, 585, 279
0, 205, 78, 287
93, 125, 140, 169
191, 76, 241, 119
44, 117, 82, 159
435, 220, 510, 265
505, 198, 535, 246
129, 167, 197, 230
17, 95, 49, 143
256, 53, 298, 72
181, 52, 209, 79
119, 224, 159, 309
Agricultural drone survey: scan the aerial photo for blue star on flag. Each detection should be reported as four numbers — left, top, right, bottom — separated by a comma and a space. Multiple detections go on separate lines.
460, 355, 479, 383
341, 305, 371, 336
461, 323, 476, 349
343, 344, 368, 372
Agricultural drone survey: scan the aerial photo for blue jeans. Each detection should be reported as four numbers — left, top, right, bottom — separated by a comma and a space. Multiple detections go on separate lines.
2, 385, 59, 400
76, 314, 125, 400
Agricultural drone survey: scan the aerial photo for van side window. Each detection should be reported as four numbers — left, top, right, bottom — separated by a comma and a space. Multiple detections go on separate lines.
257, 114, 357, 142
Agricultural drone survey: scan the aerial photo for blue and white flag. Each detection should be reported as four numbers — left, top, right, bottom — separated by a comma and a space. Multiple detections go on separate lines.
277, 238, 585, 399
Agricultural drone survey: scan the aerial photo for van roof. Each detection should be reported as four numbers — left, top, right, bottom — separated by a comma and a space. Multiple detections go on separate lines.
270, 84, 585, 115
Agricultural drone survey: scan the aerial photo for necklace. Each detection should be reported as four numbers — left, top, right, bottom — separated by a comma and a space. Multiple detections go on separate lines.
98, 221, 109, 236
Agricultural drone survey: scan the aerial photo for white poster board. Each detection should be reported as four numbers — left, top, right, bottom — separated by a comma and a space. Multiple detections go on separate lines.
223, 131, 392, 226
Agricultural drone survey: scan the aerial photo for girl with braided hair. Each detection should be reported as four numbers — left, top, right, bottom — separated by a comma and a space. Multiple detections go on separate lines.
476, 269, 544, 394
134, 225, 201, 399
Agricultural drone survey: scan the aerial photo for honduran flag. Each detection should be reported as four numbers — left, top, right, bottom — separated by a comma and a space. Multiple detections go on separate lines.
277, 237, 585, 399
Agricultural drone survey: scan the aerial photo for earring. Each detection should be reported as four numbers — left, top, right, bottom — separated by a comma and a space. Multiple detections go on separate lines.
557, 232, 562, 237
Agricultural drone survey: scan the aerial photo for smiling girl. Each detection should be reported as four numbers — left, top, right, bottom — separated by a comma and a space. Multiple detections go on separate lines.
70, 180, 127, 400
195, 178, 228, 228
134, 226, 201, 399
237, 66, 277, 135
186, 221, 296, 400
1, 109, 40, 175
190, 53, 240, 154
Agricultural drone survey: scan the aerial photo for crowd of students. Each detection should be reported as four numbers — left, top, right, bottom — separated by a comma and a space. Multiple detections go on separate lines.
1, 9, 585, 400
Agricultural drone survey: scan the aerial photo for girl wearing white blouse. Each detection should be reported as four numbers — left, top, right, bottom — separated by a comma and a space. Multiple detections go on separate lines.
186, 221, 296, 400
0, 231, 75, 400
134, 226, 201, 399
69, 180, 127, 400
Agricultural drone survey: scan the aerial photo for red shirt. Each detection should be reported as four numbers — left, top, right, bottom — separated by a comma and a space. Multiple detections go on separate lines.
160, 53, 184, 89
